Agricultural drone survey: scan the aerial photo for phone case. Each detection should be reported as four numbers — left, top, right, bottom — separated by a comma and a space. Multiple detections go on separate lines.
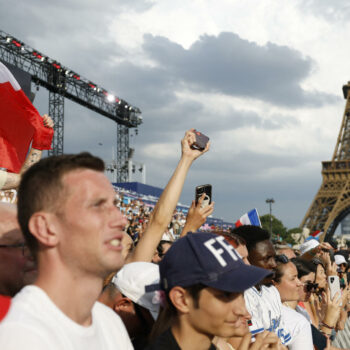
195, 184, 212, 208
328, 275, 342, 305
192, 130, 209, 151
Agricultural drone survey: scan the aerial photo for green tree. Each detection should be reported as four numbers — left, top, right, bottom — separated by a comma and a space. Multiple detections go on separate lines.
261, 214, 286, 237
260, 215, 298, 245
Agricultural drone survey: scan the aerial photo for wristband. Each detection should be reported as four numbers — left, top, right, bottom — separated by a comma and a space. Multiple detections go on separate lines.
321, 321, 334, 330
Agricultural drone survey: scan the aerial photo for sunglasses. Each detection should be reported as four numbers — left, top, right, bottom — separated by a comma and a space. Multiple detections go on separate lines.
275, 254, 289, 264
304, 282, 318, 293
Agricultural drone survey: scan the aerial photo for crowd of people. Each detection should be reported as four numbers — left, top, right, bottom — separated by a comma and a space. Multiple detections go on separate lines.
1, 127, 350, 350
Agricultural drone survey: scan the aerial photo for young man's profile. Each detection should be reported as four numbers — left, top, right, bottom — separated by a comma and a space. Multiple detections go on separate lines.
147, 233, 273, 350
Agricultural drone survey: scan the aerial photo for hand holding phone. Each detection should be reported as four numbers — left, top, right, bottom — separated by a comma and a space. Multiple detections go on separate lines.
191, 130, 209, 151
328, 275, 342, 305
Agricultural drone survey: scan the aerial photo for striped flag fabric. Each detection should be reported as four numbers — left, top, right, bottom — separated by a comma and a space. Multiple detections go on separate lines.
0, 62, 53, 173
235, 208, 262, 228
308, 230, 323, 241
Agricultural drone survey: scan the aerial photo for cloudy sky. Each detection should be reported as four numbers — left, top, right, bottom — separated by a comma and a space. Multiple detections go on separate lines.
1, 0, 350, 229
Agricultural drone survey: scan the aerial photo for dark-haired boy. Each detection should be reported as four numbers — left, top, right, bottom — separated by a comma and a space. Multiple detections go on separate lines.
147, 232, 277, 350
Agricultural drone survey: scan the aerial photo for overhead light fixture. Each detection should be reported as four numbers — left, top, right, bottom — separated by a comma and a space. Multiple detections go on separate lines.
107, 94, 115, 102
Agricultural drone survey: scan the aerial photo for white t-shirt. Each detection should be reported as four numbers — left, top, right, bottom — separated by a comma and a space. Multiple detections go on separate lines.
0, 285, 133, 350
244, 285, 291, 344
281, 305, 313, 350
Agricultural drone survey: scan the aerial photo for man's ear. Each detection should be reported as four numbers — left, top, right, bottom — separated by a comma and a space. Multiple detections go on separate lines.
169, 286, 191, 314
28, 212, 59, 247
114, 297, 134, 314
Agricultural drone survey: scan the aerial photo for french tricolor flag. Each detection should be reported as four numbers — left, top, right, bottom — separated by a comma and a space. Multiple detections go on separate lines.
309, 230, 323, 241
0, 62, 53, 173
235, 208, 262, 228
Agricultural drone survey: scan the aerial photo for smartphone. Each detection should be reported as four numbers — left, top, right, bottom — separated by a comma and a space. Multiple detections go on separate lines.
195, 184, 212, 208
191, 130, 209, 151
328, 275, 342, 305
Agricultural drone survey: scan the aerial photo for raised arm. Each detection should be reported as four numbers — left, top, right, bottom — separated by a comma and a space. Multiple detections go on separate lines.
127, 129, 210, 262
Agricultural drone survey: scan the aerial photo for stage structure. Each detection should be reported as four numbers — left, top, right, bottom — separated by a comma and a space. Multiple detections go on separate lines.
301, 82, 350, 241
0, 30, 142, 182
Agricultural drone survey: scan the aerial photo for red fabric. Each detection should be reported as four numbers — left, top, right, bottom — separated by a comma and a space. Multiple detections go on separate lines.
298, 301, 306, 309
235, 220, 242, 228
0, 295, 11, 322
0, 78, 53, 173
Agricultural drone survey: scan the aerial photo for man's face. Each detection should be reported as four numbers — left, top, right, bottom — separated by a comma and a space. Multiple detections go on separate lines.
52, 169, 127, 277
248, 240, 276, 284
0, 203, 37, 296
187, 287, 251, 338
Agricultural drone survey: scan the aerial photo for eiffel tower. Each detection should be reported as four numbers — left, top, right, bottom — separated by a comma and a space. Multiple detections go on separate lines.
301, 82, 350, 242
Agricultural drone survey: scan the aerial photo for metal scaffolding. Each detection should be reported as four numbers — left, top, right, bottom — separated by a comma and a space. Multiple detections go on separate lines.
0, 29, 142, 181
301, 82, 350, 241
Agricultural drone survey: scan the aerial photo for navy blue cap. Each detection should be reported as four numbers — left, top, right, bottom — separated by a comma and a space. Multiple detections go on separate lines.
159, 233, 272, 293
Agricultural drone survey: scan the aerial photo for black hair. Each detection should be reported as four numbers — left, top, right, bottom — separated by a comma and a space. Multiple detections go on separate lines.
149, 284, 206, 343
292, 258, 317, 279
156, 240, 173, 255
216, 231, 247, 247
231, 225, 271, 252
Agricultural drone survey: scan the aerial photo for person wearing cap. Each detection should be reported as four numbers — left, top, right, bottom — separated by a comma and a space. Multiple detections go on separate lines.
335, 254, 347, 273
99, 262, 160, 350
146, 232, 280, 350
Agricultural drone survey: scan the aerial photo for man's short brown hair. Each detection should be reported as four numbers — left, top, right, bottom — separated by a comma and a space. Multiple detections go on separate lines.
17, 152, 105, 258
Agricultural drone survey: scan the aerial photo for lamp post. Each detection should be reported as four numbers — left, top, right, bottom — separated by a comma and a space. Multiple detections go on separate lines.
265, 198, 275, 234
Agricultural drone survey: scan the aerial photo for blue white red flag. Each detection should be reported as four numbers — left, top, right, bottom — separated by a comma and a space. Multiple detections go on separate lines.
235, 208, 261, 228
0, 62, 53, 173
308, 230, 323, 241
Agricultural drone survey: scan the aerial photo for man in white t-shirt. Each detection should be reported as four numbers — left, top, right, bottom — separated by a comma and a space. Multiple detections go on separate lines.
0, 153, 133, 349
233, 225, 291, 346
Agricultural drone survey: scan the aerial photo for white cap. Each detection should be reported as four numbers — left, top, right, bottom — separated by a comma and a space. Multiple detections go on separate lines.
112, 262, 160, 320
335, 255, 347, 265
299, 239, 319, 255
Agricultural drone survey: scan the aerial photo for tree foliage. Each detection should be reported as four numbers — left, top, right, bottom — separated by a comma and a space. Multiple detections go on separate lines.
260, 214, 297, 244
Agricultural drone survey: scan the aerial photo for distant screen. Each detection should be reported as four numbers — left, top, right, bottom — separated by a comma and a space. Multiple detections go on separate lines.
1, 60, 33, 101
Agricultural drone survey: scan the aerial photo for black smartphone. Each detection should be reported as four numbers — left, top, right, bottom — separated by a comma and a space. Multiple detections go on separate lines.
195, 184, 212, 208
191, 130, 209, 151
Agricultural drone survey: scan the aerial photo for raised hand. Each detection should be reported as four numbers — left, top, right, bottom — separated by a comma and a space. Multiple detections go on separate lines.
181, 193, 215, 236
42, 114, 54, 128
181, 128, 210, 161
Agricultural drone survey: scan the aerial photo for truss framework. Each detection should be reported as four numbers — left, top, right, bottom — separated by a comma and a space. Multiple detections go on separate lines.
0, 30, 142, 181
301, 82, 350, 241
